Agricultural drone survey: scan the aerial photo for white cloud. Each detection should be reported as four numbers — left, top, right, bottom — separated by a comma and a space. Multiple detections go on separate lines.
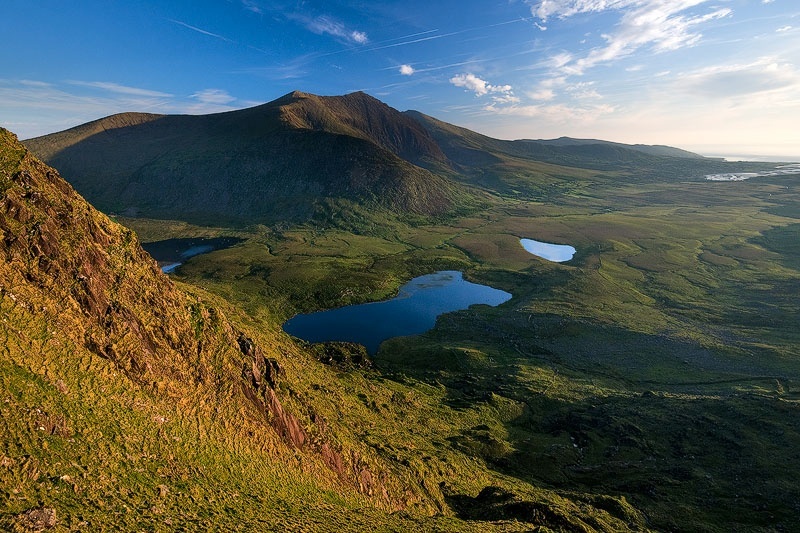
675, 57, 800, 99
528, 1, 732, 76
777, 25, 792, 33
351, 30, 368, 44
399, 64, 415, 76
191, 88, 236, 105
450, 73, 513, 97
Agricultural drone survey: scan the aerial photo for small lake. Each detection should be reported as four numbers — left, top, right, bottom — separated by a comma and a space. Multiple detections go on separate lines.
141, 237, 243, 273
520, 238, 576, 262
282, 270, 511, 355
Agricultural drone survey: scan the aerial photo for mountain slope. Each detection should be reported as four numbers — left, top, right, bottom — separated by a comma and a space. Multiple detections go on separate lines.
24, 90, 726, 228
529, 136, 705, 159
404, 110, 707, 171
278, 91, 449, 169
0, 127, 431, 528
24, 93, 462, 226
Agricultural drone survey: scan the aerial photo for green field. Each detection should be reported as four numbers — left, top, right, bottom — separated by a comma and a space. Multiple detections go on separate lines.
115, 165, 800, 531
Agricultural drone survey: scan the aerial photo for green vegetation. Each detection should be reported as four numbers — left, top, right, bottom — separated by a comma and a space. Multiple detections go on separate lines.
7, 91, 800, 531
136, 162, 800, 531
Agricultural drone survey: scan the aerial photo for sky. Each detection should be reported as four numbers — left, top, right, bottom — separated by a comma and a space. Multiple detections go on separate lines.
1, 0, 799, 158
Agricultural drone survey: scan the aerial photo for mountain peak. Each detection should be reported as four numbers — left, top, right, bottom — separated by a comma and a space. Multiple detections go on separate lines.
276, 91, 449, 168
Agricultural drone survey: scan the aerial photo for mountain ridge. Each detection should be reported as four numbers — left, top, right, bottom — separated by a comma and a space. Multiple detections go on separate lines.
25, 92, 462, 225
24, 90, 713, 227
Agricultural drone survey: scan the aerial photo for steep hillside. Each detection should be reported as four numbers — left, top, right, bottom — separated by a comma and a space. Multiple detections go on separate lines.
0, 128, 430, 528
24, 93, 463, 227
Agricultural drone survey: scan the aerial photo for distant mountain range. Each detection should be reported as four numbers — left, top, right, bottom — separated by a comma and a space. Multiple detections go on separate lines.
25, 91, 710, 226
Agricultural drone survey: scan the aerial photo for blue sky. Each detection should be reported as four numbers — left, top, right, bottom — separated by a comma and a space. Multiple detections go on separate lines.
1, 0, 798, 157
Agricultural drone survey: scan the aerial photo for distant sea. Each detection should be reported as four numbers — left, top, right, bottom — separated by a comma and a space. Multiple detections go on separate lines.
703, 154, 800, 163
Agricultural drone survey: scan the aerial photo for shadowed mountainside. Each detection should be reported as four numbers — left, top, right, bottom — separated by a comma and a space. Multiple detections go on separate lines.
24, 91, 723, 228
24, 92, 461, 226
528, 136, 706, 159
404, 110, 709, 172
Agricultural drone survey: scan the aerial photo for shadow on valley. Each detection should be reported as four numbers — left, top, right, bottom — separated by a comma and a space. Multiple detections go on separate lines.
377, 310, 800, 531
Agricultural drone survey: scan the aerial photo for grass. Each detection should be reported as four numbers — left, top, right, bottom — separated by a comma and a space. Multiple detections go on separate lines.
7, 120, 800, 530
122, 162, 800, 531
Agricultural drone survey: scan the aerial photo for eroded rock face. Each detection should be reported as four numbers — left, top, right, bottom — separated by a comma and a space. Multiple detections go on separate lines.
310, 341, 372, 370
16, 507, 57, 531
235, 333, 387, 501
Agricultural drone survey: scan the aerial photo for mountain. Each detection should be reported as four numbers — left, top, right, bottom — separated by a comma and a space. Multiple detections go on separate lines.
24, 91, 715, 227
404, 110, 706, 171
527, 136, 705, 159
24, 92, 460, 226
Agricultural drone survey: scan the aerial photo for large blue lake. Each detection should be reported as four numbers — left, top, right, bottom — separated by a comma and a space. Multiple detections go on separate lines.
282, 271, 512, 354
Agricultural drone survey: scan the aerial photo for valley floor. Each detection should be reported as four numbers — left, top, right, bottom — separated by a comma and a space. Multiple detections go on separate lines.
116, 170, 800, 531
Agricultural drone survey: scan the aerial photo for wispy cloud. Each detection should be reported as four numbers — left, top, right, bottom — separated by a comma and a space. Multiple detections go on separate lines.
0, 79, 249, 138
0, 79, 174, 137
291, 14, 369, 44
191, 88, 236, 105
777, 25, 792, 32
527, 1, 732, 75
234, 54, 316, 81
241, 0, 263, 14
187, 89, 239, 113
525, 76, 565, 101
675, 57, 800, 99
566, 81, 601, 99
484, 101, 614, 123
169, 19, 233, 43
66, 81, 173, 98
